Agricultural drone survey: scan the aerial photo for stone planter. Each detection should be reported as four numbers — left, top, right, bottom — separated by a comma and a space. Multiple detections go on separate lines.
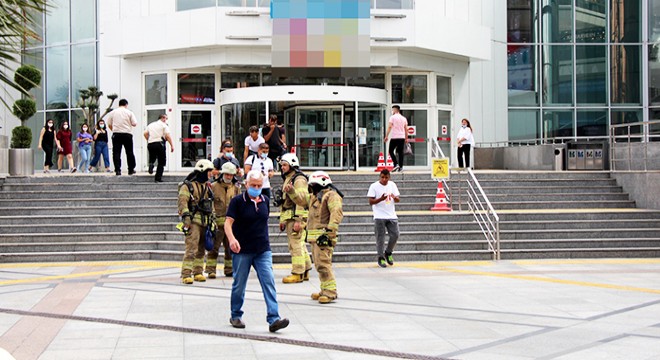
9, 148, 34, 176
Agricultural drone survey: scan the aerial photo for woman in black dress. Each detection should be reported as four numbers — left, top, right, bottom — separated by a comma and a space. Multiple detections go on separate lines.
37, 119, 58, 173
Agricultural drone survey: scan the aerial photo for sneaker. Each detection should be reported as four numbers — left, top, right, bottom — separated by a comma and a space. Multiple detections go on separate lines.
106, 169, 113, 173
88, 166, 93, 172
230, 318, 246, 329
377, 257, 387, 268
58, 169, 63, 173
385, 252, 394, 266
71, 168, 77, 173
392, 166, 400, 172
269, 318, 289, 333
148, 164, 154, 174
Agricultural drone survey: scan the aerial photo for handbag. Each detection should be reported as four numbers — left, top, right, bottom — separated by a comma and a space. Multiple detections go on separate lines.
204, 224, 215, 251
404, 142, 413, 155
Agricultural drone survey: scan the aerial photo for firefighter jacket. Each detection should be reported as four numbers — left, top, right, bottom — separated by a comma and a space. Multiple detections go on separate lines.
306, 188, 343, 245
280, 171, 309, 223
178, 180, 215, 226
211, 181, 241, 226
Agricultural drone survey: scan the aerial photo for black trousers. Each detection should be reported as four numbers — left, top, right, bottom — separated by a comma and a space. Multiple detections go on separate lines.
42, 145, 54, 167
148, 142, 166, 180
457, 144, 471, 168
112, 133, 136, 173
389, 138, 405, 168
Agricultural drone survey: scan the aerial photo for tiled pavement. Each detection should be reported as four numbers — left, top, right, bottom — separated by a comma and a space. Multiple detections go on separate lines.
0, 259, 659, 360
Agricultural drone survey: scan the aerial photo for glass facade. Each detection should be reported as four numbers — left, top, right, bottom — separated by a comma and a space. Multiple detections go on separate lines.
508, 0, 648, 141
22, 0, 98, 169
176, 0, 413, 11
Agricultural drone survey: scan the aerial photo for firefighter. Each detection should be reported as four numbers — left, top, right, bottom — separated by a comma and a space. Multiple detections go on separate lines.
306, 171, 343, 303
208, 162, 241, 278
177, 159, 216, 284
277, 153, 312, 283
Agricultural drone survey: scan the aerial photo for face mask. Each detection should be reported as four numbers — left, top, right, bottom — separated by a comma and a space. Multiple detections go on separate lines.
260, 152, 268, 159
462, 125, 467, 128
82, 127, 88, 132
63, 125, 69, 130
224, 152, 233, 159
247, 187, 262, 198
47, 123, 53, 128
222, 177, 233, 184
99, 124, 105, 129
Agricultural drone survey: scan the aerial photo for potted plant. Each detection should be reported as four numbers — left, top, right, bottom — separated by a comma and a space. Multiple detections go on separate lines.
8, 64, 41, 175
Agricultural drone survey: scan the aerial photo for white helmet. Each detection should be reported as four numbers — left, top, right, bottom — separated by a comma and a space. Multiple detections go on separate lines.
195, 159, 214, 172
279, 153, 300, 168
221, 162, 237, 175
308, 171, 332, 187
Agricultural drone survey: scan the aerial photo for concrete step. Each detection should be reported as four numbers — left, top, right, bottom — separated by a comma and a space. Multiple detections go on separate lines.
0, 190, 177, 199
488, 200, 636, 210
0, 198, 176, 208
0, 222, 179, 234
500, 238, 660, 249
484, 193, 631, 202
499, 219, 660, 230
0, 206, 179, 216
480, 186, 624, 194
500, 248, 660, 259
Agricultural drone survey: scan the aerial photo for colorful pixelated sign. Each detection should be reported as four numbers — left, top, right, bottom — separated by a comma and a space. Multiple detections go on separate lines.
271, 0, 370, 78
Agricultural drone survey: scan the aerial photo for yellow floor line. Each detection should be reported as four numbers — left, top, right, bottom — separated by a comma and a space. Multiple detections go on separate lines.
0, 267, 154, 286
512, 258, 660, 266
0, 261, 179, 269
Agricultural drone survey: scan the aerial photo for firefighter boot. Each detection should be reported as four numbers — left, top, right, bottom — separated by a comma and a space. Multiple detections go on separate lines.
207, 272, 217, 279
311, 292, 321, 300
193, 274, 206, 282
182, 277, 193, 285
318, 295, 335, 304
282, 273, 304, 284
303, 269, 310, 281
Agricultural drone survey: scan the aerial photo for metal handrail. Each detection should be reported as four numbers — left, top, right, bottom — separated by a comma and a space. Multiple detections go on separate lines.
609, 120, 660, 172
465, 168, 500, 260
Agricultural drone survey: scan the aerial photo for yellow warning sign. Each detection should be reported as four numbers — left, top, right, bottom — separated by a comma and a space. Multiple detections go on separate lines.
432, 158, 450, 180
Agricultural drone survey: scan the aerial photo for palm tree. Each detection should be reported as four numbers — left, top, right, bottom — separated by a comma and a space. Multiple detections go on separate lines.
0, 0, 49, 108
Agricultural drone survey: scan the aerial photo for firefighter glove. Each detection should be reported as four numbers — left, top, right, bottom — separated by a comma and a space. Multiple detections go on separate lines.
316, 234, 332, 247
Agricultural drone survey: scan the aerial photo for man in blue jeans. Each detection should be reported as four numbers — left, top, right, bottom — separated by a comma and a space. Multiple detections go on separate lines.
225, 170, 289, 333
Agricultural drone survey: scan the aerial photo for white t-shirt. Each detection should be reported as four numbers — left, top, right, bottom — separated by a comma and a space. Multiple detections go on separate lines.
456, 127, 474, 145
146, 120, 170, 144
245, 154, 274, 189
367, 181, 400, 219
244, 135, 265, 153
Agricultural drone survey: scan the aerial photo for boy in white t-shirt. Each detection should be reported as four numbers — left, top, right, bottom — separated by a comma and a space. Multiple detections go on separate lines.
367, 169, 400, 268
243, 126, 265, 162
244, 143, 274, 200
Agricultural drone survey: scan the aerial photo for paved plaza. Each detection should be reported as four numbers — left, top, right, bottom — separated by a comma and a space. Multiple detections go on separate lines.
0, 259, 659, 360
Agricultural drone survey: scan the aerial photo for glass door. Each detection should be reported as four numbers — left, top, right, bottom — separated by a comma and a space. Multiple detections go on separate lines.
437, 110, 452, 159
357, 103, 386, 169
178, 110, 213, 168
296, 106, 343, 169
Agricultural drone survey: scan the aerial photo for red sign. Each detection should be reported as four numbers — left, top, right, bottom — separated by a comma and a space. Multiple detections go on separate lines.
407, 126, 416, 136
441, 125, 448, 135
191, 124, 202, 135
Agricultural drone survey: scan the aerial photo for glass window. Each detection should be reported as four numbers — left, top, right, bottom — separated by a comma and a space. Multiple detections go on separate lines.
146, 74, 167, 105
399, 109, 427, 166
147, 109, 167, 125
71, 0, 96, 42
221, 73, 260, 89
25, 7, 44, 47
611, 45, 641, 104
507, 0, 536, 43
541, 0, 572, 42
218, 0, 243, 5
576, 45, 607, 104
648, 109, 660, 142
374, 0, 413, 9
71, 109, 87, 135
436, 76, 451, 105
46, 110, 70, 131
508, 45, 538, 105
610, 0, 641, 42
348, 74, 385, 89
577, 110, 608, 136
611, 109, 643, 139
46, 46, 69, 109
258, 0, 269, 6
45, 0, 70, 45
542, 45, 573, 105
509, 110, 540, 141
176, 0, 216, 11
22, 50, 44, 111
651, 0, 660, 42
391, 75, 427, 104
543, 109, 574, 138
178, 73, 215, 104
71, 43, 96, 106
576, 0, 606, 42
649, 44, 660, 105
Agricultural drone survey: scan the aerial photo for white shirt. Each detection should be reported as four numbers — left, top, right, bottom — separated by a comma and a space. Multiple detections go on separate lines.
106, 107, 138, 134
146, 120, 170, 144
245, 154, 274, 189
245, 135, 265, 153
457, 126, 474, 145
367, 181, 400, 220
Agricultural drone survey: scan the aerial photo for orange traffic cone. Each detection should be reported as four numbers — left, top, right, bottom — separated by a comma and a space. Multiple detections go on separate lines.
385, 155, 395, 171
430, 182, 452, 211
374, 152, 387, 172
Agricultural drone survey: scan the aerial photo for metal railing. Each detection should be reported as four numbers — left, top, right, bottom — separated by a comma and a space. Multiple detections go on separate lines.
431, 138, 500, 260
609, 120, 660, 172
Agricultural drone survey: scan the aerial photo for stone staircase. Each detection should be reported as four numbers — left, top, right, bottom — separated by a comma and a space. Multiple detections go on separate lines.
0, 171, 658, 263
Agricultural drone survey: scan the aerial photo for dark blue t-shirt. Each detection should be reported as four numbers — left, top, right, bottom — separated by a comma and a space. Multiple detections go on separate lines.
226, 192, 271, 254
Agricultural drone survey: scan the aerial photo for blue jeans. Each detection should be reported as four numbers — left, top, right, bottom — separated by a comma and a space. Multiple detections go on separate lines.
78, 144, 92, 172
230, 250, 281, 325
90, 141, 110, 168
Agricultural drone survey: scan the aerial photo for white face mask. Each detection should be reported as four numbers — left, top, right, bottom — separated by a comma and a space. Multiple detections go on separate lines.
224, 152, 233, 159
47, 123, 53, 128
462, 124, 467, 128
82, 127, 88, 132
99, 124, 105, 129
260, 152, 268, 159
63, 125, 69, 130
222, 177, 233, 184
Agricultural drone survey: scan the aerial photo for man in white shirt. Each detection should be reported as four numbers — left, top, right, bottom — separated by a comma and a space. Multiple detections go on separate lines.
243, 126, 265, 162
143, 114, 174, 183
106, 99, 138, 175
367, 169, 400, 268
244, 143, 274, 200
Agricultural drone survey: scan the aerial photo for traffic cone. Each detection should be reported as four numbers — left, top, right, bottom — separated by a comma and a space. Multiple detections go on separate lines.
290, 145, 296, 155
430, 182, 452, 211
374, 152, 387, 172
385, 155, 394, 171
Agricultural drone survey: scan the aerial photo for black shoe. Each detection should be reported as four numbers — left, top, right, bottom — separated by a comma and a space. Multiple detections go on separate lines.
378, 257, 387, 268
148, 164, 154, 174
230, 318, 245, 329
269, 318, 289, 333
115, 171, 121, 176
128, 170, 136, 175
385, 252, 394, 266
155, 179, 164, 183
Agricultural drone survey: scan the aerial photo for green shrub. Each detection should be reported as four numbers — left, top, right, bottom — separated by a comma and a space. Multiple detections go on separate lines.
12, 99, 37, 124
10, 126, 32, 149
14, 65, 42, 92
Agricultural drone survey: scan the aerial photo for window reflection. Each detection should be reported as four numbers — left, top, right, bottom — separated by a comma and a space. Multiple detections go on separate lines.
610, 0, 640, 42
507, 0, 536, 43
576, 0, 606, 42
71, 43, 96, 105
71, 0, 95, 42
348, 74, 385, 89
577, 110, 608, 136
543, 110, 573, 138
436, 76, 451, 105
576, 45, 606, 104
611, 109, 642, 139
398, 109, 427, 166
508, 45, 538, 105
542, 45, 573, 105
509, 110, 540, 140
651, 0, 660, 42
649, 44, 660, 105
541, 0, 573, 42
611, 45, 641, 104
221, 72, 260, 89
146, 74, 167, 105
46, 0, 69, 45
46, 46, 69, 109
178, 73, 215, 104
176, 0, 215, 11
391, 75, 427, 104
